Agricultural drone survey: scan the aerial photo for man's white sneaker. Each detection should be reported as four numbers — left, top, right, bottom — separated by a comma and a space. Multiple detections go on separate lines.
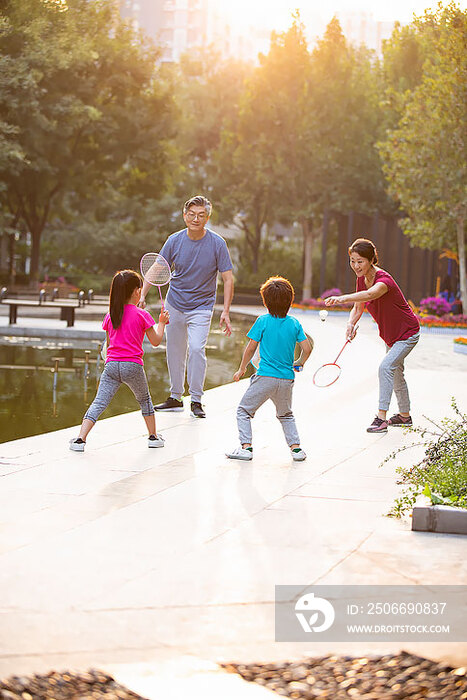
148, 433, 165, 448
69, 438, 85, 452
226, 446, 253, 461
291, 448, 306, 461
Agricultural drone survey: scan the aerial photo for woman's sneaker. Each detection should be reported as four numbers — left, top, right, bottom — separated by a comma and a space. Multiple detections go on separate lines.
226, 446, 253, 461
388, 413, 413, 427
148, 434, 165, 448
366, 416, 388, 433
291, 447, 306, 461
69, 438, 85, 452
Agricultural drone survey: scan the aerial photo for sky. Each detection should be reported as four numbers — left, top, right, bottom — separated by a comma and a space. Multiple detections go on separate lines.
219, 0, 467, 32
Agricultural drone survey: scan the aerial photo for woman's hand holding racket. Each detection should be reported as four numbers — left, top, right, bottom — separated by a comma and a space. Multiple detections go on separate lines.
346, 322, 358, 341
313, 325, 358, 387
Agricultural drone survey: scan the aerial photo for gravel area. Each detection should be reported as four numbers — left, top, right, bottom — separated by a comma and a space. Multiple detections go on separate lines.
0, 669, 148, 699
222, 651, 467, 699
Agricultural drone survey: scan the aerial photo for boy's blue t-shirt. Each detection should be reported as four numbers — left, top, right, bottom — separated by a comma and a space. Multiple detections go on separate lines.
160, 228, 233, 312
247, 313, 307, 380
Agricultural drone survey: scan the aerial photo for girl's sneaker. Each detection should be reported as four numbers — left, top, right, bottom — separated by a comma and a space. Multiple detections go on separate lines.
69, 438, 85, 452
388, 413, 413, 427
226, 446, 253, 461
291, 447, 306, 461
148, 434, 165, 448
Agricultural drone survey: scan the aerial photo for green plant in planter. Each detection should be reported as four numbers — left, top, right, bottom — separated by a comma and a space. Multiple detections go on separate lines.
380, 399, 467, 517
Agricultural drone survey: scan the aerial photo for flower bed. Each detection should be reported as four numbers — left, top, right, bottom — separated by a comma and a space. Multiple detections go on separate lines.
454, 336, 467, 354
418, 313, 467, 328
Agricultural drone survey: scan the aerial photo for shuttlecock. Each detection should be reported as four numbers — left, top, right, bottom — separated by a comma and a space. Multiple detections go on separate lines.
319, 309, 328, 322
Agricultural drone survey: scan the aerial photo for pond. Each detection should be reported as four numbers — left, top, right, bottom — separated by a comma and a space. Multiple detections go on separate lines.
0, 311, 255, 443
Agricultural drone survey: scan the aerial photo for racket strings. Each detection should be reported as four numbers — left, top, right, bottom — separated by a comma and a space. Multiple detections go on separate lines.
313, 363, 341, 387
141, 254, 171, 286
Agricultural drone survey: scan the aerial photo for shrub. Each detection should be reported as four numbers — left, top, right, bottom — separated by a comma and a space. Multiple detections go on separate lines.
381, 399, 467, 517
419, 296, 452, 316
321, 288, 342, 299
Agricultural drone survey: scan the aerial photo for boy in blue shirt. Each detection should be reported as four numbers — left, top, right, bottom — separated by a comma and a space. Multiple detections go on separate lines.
226, 276, 312, 462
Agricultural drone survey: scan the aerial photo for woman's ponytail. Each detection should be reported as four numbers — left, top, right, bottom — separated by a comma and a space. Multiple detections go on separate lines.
109, 270, 142, 329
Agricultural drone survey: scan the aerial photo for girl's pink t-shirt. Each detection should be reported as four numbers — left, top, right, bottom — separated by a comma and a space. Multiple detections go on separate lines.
357, 269, 419, 347
102, 304, 155, 365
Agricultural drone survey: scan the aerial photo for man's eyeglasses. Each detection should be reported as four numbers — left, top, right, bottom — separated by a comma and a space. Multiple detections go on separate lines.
185, 211, 208, 220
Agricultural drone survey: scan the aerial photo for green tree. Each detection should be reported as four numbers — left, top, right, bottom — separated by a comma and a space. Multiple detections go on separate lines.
217, 16, 388, 296
215, 16, 313, 278
0, 0, 176, 283
379, 3, 467, 311
172, 47, 250, 199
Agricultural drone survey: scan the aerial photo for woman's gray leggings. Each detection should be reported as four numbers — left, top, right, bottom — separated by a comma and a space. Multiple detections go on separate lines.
84, 361, 154, 423
379, 332, 420, 413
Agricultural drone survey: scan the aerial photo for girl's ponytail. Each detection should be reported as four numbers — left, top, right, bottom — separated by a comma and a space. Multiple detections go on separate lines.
109, 270, 142, 329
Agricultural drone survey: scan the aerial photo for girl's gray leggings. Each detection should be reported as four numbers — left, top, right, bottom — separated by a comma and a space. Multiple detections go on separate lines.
379, 331, 420, 413
84, 361, 154, 423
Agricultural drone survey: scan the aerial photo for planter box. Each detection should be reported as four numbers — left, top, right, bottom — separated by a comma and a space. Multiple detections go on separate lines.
454, 342, 467, 355
412, 497, 467, 535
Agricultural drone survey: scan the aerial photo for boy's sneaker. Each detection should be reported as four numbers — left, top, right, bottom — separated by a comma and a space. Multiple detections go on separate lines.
155, 397, 184, 412
148, 433, 165, 448
366, 416, 388, 433
190, 401, 206, 418
226, 446, 253, 461
69, 438, 85, 452
291, 447, 306, 461
388, 413, 413, 427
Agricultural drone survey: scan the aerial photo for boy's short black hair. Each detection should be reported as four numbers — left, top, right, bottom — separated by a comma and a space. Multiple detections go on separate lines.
260, 276, 294, 318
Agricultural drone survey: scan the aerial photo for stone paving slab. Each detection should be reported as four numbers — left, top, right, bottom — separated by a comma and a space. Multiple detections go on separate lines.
0, 307, 466, 688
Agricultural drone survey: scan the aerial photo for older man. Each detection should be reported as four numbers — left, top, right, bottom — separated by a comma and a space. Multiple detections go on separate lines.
140, 195, 234, 418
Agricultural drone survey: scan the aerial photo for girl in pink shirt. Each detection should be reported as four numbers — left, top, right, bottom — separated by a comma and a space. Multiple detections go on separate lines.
325, 238, 420, 433
70, 270, 169, 451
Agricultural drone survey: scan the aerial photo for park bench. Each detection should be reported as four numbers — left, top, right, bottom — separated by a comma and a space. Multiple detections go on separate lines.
0, 297, 81, 327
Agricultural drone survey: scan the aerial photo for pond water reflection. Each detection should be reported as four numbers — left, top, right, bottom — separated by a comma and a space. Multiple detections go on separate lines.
0, 311, 255, 443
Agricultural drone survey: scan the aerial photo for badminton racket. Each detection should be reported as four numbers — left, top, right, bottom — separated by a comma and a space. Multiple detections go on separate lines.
140, 252, 172, 321
313, 326, 358, 387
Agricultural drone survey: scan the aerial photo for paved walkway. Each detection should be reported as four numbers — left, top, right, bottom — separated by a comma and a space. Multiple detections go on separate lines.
0, 308, 466, 695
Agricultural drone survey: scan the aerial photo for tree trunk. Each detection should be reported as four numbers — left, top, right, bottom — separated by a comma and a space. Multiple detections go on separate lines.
29, 225, 43, 285
8, 233, 16, 287
251, 222, 262, 273
240, 219, 261, 274
457, 215, 466, 314
301, 217, 313, 300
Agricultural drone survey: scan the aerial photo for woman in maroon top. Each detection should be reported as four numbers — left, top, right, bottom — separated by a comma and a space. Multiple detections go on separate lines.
325, 238, 420, 433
